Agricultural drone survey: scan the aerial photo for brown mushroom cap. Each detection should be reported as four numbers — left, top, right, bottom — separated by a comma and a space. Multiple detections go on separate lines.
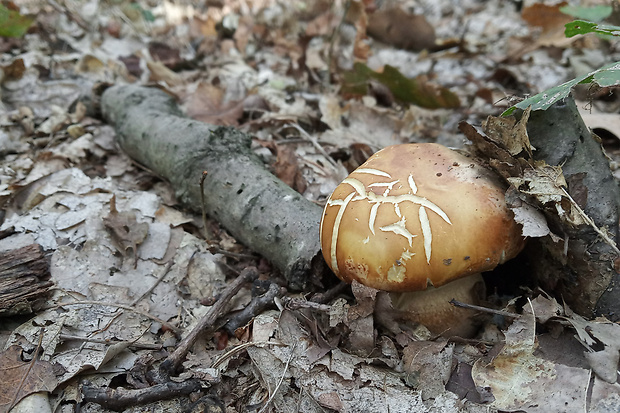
320, 143, 524, 292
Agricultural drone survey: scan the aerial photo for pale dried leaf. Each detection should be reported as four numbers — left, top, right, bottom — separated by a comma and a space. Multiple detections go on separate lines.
472, 304, 591, 412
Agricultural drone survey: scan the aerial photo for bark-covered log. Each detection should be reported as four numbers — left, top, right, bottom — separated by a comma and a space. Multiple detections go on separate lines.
522, 98, 620, 319
0, 243, 52, 315
100, 85, 325, 290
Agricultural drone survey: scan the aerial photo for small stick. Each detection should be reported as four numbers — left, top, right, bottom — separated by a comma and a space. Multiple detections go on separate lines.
59, 334, 162, 350
199, 171, 213, 240
258, 342, 296, 413
281, 296, 332, 312
310, 281, 349, 304
81, 379, 203, 411
211, 340, 286, 369
450, 299, 520, 318
222, 283, 284, 335
130, 260, 174, 306
159, 267, 258, 377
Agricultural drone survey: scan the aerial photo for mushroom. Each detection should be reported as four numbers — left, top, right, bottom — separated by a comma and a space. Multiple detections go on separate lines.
319, 143, 525, 337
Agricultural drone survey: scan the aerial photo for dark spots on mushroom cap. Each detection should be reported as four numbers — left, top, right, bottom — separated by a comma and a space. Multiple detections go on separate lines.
443, 258, 452, 265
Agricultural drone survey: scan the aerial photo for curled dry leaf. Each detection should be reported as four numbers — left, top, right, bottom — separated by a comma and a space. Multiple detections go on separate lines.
102, 195, 149, 263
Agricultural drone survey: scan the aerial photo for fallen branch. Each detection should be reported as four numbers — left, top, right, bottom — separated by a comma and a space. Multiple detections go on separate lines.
159, 267, 258, 377
100, 85, 326, 290
222, 282, 285, 335
81, 379, 202, 411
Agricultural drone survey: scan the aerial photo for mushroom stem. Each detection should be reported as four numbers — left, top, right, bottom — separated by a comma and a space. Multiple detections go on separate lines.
389, 273, 485, 337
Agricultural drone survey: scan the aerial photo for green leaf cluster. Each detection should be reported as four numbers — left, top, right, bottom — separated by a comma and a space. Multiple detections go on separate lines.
0, 4, 34, 38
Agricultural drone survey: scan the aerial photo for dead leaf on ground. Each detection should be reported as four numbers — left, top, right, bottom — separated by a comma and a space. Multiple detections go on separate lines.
402, 340, 452, 400
367, 8, 436, 52
102, 194, 149, 263
562, 309, 620, 383
521, 2, 574, 47
147, 60, 184, 86
0, 345, 59, 413
346, 0, 370, 61
472, 302, 591, 413
183, 81, 264, 126
273, 144, 307, 193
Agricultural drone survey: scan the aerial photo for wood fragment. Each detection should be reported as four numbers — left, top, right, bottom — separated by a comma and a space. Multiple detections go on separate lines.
0, 244, 52, 316
81, 379, 203, 411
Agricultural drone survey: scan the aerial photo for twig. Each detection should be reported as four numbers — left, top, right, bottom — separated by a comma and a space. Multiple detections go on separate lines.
46, 0, 90, 31
560, 187, 620, 255
211, 340, 286, 369
159, 267, 259, 377
327, 0, 351, 86
310, 281, 349, 304
450, 299, 520, 318
51, 300, 181, 334
222, 283, 284, 335
130, 260, 175, 306
281, 296, 332, 312
199, 171, 213, 240
286, 123, 339, 169
81, 379, 203, 411
257, 343, 296, 413
59, 334, 162, 350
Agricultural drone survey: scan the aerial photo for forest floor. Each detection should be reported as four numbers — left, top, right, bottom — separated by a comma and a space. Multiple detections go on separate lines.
1, 0, 620, 412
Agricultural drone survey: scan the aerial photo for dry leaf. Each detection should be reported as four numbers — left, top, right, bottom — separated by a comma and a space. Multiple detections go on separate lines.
183, 82, 247, 126
402, 340, 452, 400
0, 346, 59, 413
102, 194, 149, 262
472, 303, 591, 413
347, 0, 370, 61
482, 106, 533, 157
562, 310, 620, 383
367, 8, 436, 51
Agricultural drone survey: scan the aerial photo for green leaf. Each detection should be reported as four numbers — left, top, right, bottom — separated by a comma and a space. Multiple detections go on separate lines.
341, 63, 460, 109
564, 19, 620, 38
502, 61, 620, 116
0, 4, 34, 38
560, 5, 612, 22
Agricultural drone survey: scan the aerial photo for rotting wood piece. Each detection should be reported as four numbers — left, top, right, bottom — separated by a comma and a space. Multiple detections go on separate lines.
523, 98, 620, 320
100, 85, 326, 290
0, 244, 53, 316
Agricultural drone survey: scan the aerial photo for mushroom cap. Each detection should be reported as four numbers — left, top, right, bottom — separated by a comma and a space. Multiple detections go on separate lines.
320, 143, 524, 292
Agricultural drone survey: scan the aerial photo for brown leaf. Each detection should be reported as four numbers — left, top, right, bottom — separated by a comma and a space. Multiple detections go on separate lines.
402, 340, 452, 400
482, 106, 533, 157
458, 120, 523, 179
346, 0, 371, 61
148, 41, 182, 70
472, 306, 591, 412
0, 346, 59, 412
521, 2, 571, 32
367, 8, 436, 51
147, 60, 184, 86
102, 195, 149, 261
273, 145, 306, 193
183, 82, 245, 126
